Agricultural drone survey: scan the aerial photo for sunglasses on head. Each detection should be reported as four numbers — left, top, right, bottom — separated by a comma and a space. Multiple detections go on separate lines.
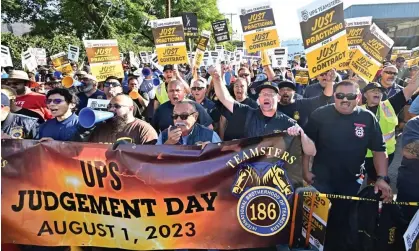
335, 93, 358, 100
172, 112, 196, 120
383, 71, 397, 76
239, 73, 250, 77
107, 104, 129, 109
46, 99, 65, 104
191, 87, 205, 91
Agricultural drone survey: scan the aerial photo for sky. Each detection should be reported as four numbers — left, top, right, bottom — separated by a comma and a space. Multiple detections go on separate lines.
217, 0, 419, 41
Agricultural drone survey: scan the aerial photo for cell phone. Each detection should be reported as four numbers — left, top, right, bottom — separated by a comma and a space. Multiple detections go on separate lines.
171, 125, 179, 131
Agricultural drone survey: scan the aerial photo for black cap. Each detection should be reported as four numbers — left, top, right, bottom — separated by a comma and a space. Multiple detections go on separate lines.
163, 64, 174, 72
277, 80, 296, 91
363, 82, 385, 93
255, 81, 279, 94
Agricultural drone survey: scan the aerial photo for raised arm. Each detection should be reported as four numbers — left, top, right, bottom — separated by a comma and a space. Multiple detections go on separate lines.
402, 71, 419, 101
208, 65, 235, 113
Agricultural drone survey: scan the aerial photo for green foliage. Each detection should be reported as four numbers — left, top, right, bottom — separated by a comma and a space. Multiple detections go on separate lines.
1, 0, 227, 67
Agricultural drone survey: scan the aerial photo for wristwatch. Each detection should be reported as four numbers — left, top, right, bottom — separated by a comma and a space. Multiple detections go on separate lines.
377, 175, 391, 184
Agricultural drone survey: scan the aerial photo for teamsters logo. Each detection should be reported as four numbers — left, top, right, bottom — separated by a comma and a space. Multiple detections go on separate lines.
228, 147, 295, 236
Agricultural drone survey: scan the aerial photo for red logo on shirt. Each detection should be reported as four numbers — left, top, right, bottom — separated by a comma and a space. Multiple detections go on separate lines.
354, 123, 365, 138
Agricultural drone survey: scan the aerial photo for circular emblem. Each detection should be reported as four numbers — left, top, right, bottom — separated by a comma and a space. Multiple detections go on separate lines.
237, 186, 290, 236
301, 10, 309, 22
293, 111, 300, 120
10, 127, 23, 139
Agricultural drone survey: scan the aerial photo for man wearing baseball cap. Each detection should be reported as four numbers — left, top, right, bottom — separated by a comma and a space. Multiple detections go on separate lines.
2, 70, 52, 120
1, 92, 39, 139
76, 74, 106, 111
209, 65, 316, 156
154, 64, 190, 111
277, 69, 334, 126
361, 72, 419, 183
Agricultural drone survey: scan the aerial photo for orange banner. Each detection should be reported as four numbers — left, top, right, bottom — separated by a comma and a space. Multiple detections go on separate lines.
1, 134, 303, 250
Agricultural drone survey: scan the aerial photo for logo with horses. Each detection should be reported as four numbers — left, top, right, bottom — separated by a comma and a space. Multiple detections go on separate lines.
228, 146, 295, 236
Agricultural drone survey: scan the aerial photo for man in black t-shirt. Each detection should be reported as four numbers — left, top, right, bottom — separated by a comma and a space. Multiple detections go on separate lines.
276, 70, 334, 126
304, 80, 392, 251
209, 65, 316, 156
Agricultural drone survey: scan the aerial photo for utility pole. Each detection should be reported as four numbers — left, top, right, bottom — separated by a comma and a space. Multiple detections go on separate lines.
166, 0, 171, 18
222, 13, 237, 41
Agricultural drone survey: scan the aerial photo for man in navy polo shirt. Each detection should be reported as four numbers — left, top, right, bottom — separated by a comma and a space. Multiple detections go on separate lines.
77, 74, 106, 111
38, 88, 81, 141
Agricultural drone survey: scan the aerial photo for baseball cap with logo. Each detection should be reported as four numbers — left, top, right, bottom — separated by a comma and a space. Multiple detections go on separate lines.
163, 65, 174, 72
255, 81, 279, 94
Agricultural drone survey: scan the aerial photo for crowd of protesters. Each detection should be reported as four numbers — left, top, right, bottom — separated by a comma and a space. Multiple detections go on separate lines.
1, 53, 419, 251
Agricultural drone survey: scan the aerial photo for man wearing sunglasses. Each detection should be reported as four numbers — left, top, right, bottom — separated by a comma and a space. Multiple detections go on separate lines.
303, 70, 341, 99
88, 94, 157, 145
303, 80, 392, 251
190, 77, 220, 124
361, 73, 419, 183
209, 65, 316, 157
378, 65, 404, 100
1, 93, 39, 139
104, 76, 123, 100
38, 88, 81, 141
76, 74, 106, 111
2, 70, 52, 121
152, 80, 213, 133
156, 100, 221, 146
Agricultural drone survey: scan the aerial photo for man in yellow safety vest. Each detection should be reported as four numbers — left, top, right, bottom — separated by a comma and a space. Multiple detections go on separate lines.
362, 71, 419, 183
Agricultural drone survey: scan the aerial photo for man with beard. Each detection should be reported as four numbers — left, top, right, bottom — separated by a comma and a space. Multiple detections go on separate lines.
156, 100, 221, 145
379, 64, 404, 100
210, 65, 316, 156
2, 70, 52, 120
277, 69, 334, 126
361, 72, 419, 183
219, 77, 258, 141
1, 93, 39, 139
154, 64, 190, 111
77, 74, 106, 111
303, 80, 392, 251
153, 80, 213, 133
87, 94, 157, 145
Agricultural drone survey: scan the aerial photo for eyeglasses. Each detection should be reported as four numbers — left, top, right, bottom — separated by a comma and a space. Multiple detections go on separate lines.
383, 71, 397, 76
191, 87, 205, 91
107, 104, 130, 109
46, 99, 65, 104
239, 73, 250, 77
104, 82, 121, 88
335, 93, 358, 100
172, 112, 196, 120
259, 92, 277, 97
